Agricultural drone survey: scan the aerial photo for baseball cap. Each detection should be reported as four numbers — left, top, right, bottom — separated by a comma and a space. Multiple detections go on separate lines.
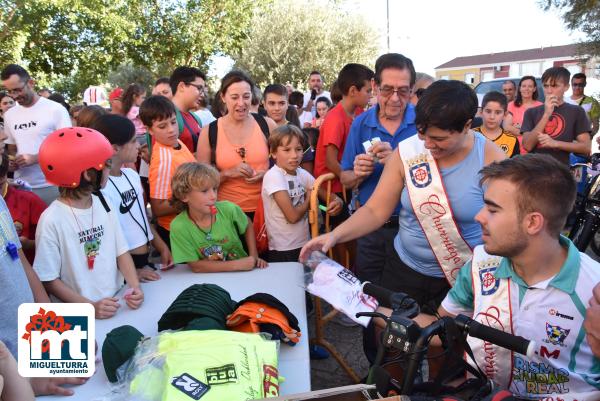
109, 87, 124, 101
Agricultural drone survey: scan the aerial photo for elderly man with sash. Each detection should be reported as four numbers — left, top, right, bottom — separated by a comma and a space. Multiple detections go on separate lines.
410, 154, 600, 400
301, 80, 506, 313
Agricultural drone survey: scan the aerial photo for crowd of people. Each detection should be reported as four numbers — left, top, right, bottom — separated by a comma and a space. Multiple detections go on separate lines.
1, 52, 600, 400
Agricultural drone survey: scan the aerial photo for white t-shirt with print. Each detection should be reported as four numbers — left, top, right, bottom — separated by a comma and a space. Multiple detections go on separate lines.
101, 168, 153, 251
33, 195, 129, 301
262, 165, 315, 251
3, 97, 71, 188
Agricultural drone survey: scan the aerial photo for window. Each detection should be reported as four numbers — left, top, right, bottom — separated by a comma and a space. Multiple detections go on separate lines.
520, 62, 541, 76
465, 73, 475, 84
481, 71, 494, 81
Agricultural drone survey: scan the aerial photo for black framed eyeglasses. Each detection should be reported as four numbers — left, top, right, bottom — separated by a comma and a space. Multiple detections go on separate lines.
186, 82, 206, 93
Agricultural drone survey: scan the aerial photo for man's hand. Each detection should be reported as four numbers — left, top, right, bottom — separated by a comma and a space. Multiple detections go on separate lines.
30, 377, 88, 396
353, 154, 375, 178
93, 297, 120, 319
15, 153, 38, 168
537, 133, 559, 149
371, 141, 393, 164
585, 283, 600, 358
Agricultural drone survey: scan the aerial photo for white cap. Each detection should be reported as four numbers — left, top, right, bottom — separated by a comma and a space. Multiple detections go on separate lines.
83, 86, 109, 108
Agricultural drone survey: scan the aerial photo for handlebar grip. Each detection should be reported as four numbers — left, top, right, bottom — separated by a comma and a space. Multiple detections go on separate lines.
362, 282, 394, 306
467, 319, 535, 357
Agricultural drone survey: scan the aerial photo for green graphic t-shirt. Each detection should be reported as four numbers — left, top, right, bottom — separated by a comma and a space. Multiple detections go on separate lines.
170, 201, 248, 264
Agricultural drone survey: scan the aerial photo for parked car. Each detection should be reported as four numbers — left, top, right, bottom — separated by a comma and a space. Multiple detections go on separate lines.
474, 77, 544, 107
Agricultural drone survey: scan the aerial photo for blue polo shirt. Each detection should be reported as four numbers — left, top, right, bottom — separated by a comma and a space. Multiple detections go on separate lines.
340, 104, 417, 214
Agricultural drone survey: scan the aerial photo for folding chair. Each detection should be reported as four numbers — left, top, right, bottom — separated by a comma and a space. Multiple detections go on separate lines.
308, 172, 360, 383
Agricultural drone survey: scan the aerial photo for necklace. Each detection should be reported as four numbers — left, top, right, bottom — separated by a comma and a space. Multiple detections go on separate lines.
66, 198, 97, 270
192, 213, 215, 241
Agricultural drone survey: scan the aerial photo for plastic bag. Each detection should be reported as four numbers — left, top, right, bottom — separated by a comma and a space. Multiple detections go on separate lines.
304, 251, 378, 327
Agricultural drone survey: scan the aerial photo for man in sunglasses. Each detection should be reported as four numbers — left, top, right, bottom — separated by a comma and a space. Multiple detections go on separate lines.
0, 64, 71, 205
565, 73, 599, 137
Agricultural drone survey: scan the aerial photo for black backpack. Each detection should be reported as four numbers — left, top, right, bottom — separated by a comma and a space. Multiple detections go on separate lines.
208, 113, 270, 166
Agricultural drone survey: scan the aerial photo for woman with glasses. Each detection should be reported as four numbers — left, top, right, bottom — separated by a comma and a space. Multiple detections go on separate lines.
302, 80, 506, 311
504, 76, 543, 141
196, 70, 276, 219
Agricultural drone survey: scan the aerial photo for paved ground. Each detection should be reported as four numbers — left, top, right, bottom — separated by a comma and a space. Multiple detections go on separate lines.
308, 305, 371, 390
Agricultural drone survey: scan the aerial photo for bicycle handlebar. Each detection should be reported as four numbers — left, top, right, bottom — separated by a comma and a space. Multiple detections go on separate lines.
456, 315, 535, 357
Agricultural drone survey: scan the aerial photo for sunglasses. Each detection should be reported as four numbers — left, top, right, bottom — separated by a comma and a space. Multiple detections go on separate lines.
572, 82, 586, 88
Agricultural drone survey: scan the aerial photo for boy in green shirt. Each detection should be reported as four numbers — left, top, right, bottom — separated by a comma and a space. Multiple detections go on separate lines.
169, 162, 267, 272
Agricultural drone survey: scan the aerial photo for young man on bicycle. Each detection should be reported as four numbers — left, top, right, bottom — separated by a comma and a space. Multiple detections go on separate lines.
410, 154, 600, 399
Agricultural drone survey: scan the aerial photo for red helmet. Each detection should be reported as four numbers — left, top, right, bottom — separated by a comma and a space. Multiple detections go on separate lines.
39, 127, 114, 188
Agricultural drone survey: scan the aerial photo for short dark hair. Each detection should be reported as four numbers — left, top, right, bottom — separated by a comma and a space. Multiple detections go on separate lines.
337, 63, 374, 95
542, 67, 570, 86
263, 84, 287, 99
479, 154, 576, 237
0, 64, 30, 81
329, 80, 342, 104
572, 73, 586, 83
502, 80, 516, 89
139, 95, 176, 127
415, 80, 477, 134
289, 91, 304, 108
514, 75, 538, 107
154, 77, 170, 87
374, 53, 416, 87
219, 69, 255, 96
482, 91, 508, 111
309, 71, 321, 78
92, 114, 136, 146
169, 66, 207, 95
48, 93, 70, 112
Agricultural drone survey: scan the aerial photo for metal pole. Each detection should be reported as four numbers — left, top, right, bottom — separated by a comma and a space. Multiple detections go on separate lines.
386, 0, 390, 52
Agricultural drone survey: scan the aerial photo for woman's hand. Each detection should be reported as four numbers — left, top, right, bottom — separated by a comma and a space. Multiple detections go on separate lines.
299, 232, 338, 261
245, 170, 266, 183
225, 162, 254, 179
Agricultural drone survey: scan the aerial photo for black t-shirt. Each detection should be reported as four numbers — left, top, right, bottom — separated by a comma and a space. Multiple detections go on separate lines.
521, 102, 591, 164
